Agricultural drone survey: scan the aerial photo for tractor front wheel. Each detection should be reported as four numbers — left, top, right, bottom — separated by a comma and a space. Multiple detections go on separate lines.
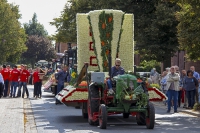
99, 104, 107, 129
146, 102, 155, 129
88, 83, 99, 126
123, 113, 129, 118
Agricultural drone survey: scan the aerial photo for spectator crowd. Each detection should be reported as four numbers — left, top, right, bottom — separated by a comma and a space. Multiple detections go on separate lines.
154, 65, 200, 113
0, 64, 49, 99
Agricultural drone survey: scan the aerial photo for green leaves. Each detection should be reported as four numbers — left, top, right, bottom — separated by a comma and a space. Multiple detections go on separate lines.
22, 35, 56, 67
24, 13, 48, 37
176, 3, 200, 60
0, 1, 27, 64
136, 2, 180, 62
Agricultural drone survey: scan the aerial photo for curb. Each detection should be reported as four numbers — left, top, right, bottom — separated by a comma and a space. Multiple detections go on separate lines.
179, 110, 200, 117
24, 98, 38, 133
152, 102, 200, 117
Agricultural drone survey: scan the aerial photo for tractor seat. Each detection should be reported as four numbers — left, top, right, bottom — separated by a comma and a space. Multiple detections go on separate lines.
111, 80, 116, 88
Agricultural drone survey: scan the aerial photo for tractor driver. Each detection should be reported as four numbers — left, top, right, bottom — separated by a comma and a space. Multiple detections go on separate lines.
107, 58, 125, 94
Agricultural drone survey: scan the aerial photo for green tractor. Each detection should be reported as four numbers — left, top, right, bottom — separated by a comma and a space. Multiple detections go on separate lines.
87, 71, 155, 129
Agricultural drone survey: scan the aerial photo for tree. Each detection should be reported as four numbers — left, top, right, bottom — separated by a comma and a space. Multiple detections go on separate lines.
173, 0, 200, 60
22, 35, 56, 68
0, 0, 27, 64
24, 13, 48, 37
22, 13, 56, 66
136, 2, 180, 68
51, 0, 180, 68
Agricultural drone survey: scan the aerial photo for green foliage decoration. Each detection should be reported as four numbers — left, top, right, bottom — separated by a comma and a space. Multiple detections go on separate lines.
98, 11, 114, 72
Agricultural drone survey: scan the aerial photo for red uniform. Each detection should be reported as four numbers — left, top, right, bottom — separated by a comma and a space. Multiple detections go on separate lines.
32, 71, 41, 83
1, 68, 10, 80
10, 68, 20, 81
20, 69, 30, 82
8, 69, 12, 81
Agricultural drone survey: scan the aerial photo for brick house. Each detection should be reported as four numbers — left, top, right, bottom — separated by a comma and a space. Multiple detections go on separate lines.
55, 42, 77, 53
134, 51, 200, 73
171, 51, 200, 73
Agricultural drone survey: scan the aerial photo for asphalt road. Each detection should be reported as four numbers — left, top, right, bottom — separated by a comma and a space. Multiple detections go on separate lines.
27, 85, 200, 133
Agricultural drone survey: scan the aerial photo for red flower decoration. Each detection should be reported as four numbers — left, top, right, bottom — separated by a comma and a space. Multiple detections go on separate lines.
89, 42, 94, 51
90, 56, 98, 66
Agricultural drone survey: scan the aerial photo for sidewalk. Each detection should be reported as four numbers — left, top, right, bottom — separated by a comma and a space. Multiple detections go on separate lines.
0, 97, 24, 133
153, 101, 200, 117
0, 94, 37, 133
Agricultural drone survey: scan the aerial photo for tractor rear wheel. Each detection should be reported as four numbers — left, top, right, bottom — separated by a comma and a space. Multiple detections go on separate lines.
99, 104, 107, 129
123, 113, 129, 118
146, 102, 155, 129
88, 83, 99, 125
136, 112, 146, 125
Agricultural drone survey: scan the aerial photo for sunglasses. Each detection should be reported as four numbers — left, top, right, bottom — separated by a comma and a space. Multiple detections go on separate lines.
116, 65, 120, 67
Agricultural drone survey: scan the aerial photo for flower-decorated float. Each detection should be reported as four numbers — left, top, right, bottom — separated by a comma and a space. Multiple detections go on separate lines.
55, 9, 167, 111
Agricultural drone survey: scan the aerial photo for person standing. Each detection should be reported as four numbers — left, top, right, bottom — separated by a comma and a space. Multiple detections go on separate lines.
190, 66, 200, 103
160, 71, 168, 94
32, 67, 42, 99
1, 65, 10, 97
18, 64, 30, 98
180, 70, 187, 108
150, 68, 156, 82
184, 70, 198, 109
166, 66, 180, 113
55, 65, 70, 104
6, 65, 12, 96
160, 71, 168, 106
152, 70, 160, 84
174, 65, 183, 107
0, 73, 4, 98
10, 65, 20, 98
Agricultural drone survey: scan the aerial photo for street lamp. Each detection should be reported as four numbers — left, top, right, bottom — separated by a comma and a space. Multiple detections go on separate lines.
67, 42, 73, 66
64, 50, 68, 66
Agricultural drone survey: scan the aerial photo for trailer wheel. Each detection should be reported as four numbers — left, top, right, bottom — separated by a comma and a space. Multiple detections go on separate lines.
82, 102, 88, 119
88, 83, 99, 125
99, 104, 107, 129
136, 112, 146, 125
123, 113, 129, 118
146, 102, 155, 129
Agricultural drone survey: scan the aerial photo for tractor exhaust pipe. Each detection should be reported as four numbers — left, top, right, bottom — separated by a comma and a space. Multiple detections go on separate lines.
108, 50, 112, 79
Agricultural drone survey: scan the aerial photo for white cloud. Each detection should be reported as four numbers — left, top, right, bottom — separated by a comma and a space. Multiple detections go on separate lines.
7, 0, 68, 35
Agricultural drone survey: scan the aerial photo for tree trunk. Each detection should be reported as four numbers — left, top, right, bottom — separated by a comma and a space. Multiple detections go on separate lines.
31, 60, 35, 69
163, 57, 171, 71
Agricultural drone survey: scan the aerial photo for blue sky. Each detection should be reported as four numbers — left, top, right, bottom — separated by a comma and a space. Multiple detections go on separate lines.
7, 0, 68, 35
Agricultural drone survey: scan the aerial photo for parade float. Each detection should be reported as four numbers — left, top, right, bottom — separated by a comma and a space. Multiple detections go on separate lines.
52, 9, 168, 129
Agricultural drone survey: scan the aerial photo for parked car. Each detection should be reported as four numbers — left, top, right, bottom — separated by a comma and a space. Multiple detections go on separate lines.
137, 72, 150, 78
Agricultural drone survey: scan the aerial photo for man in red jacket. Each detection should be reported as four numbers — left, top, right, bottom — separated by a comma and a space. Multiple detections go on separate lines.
18, 64, 30, 98
7, 65, 12, 96
1, 65, 10, 97
10, 65, 20, 98
32, 67, 42, 98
